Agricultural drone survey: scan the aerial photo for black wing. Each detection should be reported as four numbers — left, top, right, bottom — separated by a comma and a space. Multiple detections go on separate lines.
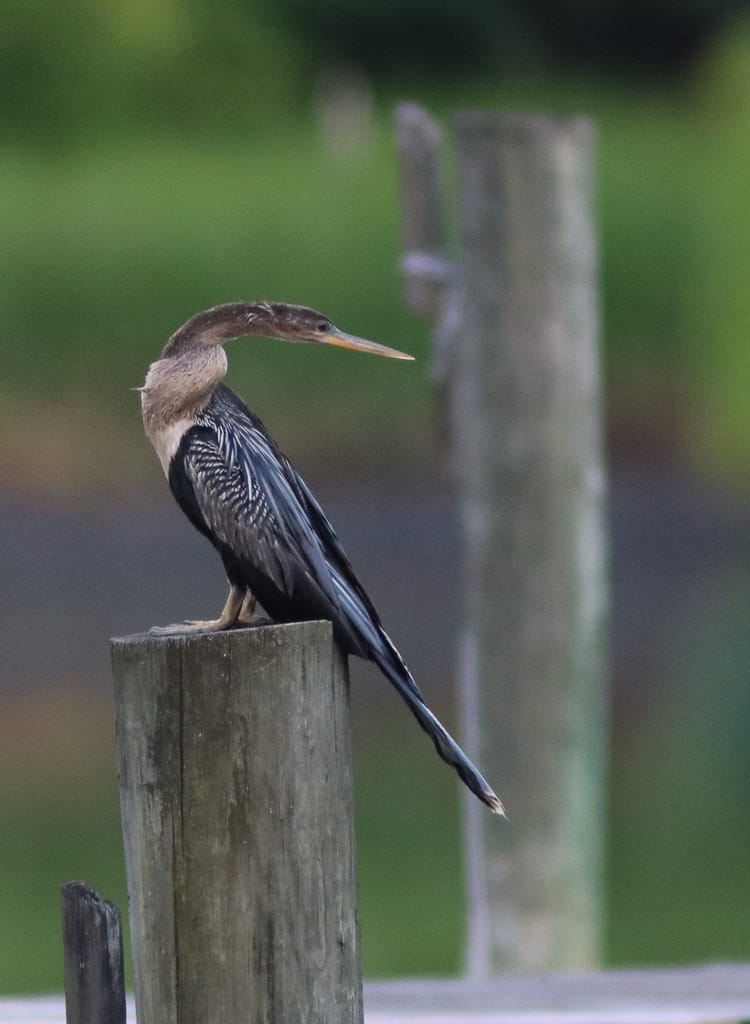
171, 385, 405, 665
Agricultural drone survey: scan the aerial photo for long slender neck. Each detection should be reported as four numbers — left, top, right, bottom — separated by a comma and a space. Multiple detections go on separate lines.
141, 344, 228, 435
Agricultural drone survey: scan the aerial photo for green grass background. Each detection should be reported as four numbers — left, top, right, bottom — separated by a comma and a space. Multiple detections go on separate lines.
2, 51, 750, 486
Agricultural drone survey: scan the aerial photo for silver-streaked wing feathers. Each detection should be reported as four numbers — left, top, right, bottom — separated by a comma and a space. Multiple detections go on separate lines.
185, 402, 340, 609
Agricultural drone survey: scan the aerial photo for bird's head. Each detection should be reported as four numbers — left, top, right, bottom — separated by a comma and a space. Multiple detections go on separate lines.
261, 303, 414, 359
163, 302, 414, 361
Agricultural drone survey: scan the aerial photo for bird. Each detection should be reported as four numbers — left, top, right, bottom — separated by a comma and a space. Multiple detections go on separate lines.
140, 301, 504, 815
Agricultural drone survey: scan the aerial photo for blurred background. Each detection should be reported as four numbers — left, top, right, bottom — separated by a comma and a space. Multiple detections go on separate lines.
1, 0, 750, 994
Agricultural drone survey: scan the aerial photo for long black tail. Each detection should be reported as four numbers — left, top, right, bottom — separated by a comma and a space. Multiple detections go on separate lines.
373, 643, 505, 816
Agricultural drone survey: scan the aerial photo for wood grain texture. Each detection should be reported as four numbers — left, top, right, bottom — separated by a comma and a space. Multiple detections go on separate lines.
111, 621, 362, 1024
61, 882, 125, 1024
451, 113, 609, 974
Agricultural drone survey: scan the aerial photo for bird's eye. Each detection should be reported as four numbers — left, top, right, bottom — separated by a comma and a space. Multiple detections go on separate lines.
316, 321, 329, 333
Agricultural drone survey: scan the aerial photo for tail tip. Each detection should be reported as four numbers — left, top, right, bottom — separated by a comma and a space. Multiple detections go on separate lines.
486, 791, 507, 818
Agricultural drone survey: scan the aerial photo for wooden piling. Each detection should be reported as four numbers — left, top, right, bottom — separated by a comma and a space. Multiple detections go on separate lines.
451, 112, 608, 974
111, 620, 362, 1024
395, 102, 448, 320
61, 881, 125, 1024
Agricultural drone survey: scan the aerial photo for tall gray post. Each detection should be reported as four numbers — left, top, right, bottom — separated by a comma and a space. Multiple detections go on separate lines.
111, 621, 363, 1024
451, 113, 608, 974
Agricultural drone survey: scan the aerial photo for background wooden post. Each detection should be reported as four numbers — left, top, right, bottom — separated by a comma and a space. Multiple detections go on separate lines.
450, 112, 608, 975
111, 621, 362, 1024
395, 103, 448, 320
61, 881, 125, 1024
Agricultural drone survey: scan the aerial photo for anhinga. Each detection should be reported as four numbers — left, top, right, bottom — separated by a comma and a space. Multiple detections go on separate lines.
141, 301, 504, 815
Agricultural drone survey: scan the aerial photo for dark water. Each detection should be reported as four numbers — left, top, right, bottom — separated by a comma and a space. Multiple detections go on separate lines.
1, 467, 748, 701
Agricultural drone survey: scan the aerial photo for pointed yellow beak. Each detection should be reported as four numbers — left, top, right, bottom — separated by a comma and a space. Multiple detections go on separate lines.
318, 328, 414, 360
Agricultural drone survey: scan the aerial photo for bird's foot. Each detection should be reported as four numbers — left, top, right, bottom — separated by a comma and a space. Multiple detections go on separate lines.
149, 614, 275, 636
148, 588, 275, 636
149, 619, 231, 636
149, 585, 248, 637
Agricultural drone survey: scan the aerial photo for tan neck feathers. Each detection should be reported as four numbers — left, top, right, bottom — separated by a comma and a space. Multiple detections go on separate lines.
140, 346, 227, 434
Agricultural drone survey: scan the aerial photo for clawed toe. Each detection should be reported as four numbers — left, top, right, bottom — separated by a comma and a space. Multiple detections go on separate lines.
149, 620, 226, 636
149, 623, 180, 636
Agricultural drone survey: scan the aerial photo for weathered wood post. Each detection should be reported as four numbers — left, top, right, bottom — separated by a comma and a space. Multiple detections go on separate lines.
396, 110, 608, 975
396, 102, 447, 321
111, 620, 362, 1024
452, 113, 608, 976
61, 881, 126, 1024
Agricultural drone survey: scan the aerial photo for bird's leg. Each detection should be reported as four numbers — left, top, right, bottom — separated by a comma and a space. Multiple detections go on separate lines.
237, 591, 257, 624
236, 591, 274, 628
149, 584, 245, 636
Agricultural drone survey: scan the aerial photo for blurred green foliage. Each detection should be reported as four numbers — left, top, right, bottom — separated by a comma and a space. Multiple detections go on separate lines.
0, 0, 302, 144
2, 29, 750, 482
0, 0, 739, 146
